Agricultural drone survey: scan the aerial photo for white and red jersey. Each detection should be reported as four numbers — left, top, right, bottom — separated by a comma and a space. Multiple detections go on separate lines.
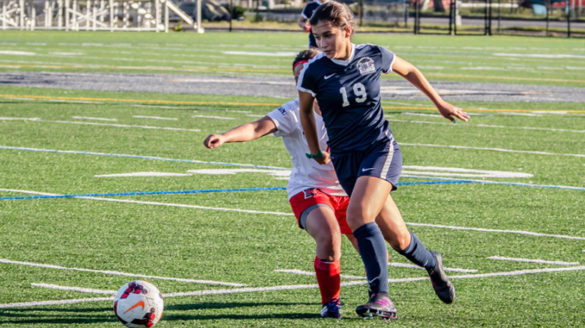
266, 99, 346, 200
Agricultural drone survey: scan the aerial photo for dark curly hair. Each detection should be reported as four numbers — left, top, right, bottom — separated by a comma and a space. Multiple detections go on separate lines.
292, 48, 321, 71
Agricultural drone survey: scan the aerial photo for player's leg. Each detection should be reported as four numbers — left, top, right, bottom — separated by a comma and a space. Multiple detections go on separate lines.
347, 176, 397, 319
376, 194, 455, 304
291, 189, 344, 318
304, 206, 344, 318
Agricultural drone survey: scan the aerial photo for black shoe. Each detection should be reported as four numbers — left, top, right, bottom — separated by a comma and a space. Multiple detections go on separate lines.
320, 298, 342, 319
427, 251, 455, 304
355, 292, 397, 320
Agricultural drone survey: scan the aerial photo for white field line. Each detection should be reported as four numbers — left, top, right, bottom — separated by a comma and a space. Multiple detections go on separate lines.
32, 283, 116, 294
274, 269, 365, 280
192, 114, 235, 120
0, 117, 41, 121
406, 222, 585, 241
72, 116, 118, 122
401, 142, 585, 158
0, 258, 245, 287
388, 118, 585, 134
5, 265, 585, 309
488, 256, 580, 266
0, 117, 199, 132
52, 120, 200, 132
2, 188, 584, 241
276, 262, 477, 278
133, 115, 178, 121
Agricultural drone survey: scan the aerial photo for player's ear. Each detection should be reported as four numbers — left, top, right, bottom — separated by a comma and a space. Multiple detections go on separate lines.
344, 25, 352, 38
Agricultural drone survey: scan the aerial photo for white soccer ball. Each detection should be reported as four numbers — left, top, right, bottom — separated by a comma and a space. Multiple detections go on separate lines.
113, 280, 164, 328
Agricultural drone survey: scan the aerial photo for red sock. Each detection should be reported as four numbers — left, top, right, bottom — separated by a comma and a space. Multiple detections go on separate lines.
314, 256, 341, 305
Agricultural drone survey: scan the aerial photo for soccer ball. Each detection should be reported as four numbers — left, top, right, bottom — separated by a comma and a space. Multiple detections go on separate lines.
113, 280, 164, 328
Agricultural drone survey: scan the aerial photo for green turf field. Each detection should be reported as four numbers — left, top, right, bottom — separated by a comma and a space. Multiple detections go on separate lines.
0, 31, 584, 327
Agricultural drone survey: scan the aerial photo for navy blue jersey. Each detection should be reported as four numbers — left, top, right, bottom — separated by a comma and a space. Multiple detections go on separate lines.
297, 44, 395, 154
301, 0, 326, 48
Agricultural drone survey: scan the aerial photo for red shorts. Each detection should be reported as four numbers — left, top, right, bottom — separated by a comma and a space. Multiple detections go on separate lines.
289, 188, 352, 235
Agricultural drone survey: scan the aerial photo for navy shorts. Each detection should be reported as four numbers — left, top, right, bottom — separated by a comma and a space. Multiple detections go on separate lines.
331, 138, 402, 196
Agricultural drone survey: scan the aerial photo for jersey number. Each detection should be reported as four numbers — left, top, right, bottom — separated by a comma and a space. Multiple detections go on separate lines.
339, 82, 367, 107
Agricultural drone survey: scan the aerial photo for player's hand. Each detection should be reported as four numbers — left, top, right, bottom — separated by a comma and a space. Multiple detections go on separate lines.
314, 150, 330, 165
203, 134, 224, 149
437, 102, 469, 123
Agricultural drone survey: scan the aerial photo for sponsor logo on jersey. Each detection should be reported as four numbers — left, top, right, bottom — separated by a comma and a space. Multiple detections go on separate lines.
357, 57, 376, 75
324, 73, 336, 80
277, 106, 288, 115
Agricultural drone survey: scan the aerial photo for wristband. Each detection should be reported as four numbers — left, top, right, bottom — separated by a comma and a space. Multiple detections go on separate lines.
305, 150, 324, 159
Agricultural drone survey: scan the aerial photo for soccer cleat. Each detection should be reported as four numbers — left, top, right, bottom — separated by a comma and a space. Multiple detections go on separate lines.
355, 292, 397, 320
320, 297, 342, 319
427, 250, 456, 304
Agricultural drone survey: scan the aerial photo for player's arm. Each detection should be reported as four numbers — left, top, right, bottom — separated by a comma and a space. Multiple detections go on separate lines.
392, 56, 469, 122
203, 116, 277, 149
298, 16, 309, 30
298, 91, 330, 164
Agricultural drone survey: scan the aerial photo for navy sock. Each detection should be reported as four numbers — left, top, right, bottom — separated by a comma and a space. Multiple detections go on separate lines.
398, 231, 436, 270
353, 222, 389, 295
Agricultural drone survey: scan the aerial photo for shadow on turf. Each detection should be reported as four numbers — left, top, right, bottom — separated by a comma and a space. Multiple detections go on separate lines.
0, 301, 319, 324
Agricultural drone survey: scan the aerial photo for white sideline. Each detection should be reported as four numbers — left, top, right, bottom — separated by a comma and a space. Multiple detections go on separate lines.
0, 258, 245, 287
3, 265, 584, 309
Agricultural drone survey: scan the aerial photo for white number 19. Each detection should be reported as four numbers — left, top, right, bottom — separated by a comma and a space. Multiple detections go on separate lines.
339, 82, 367, 107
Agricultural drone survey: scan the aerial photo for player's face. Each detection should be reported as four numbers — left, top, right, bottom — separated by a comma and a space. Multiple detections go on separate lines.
311, 20, 351, 60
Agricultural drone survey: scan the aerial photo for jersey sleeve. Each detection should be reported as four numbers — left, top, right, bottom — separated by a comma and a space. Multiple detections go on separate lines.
265, 99, 300, 137
301, 5, 311, 19
379, 46, 396, 74
296, 64, 317, 97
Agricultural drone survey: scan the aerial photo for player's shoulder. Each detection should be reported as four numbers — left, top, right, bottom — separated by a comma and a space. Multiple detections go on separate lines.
302, 52, 328, 73
355, 43, 387, 56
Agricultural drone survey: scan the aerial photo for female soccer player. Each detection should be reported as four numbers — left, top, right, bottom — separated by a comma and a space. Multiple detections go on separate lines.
297, 1, 468, 320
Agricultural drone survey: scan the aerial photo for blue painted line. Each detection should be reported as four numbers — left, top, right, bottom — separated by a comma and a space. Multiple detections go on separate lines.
0, 187, 287, 200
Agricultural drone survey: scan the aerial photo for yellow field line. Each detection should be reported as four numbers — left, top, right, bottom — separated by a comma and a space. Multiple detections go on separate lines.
1, 93, 584, 114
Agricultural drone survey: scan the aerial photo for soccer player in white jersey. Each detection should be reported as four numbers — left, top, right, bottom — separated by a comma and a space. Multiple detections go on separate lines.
297, 1, 468, 320
204, 49, 355, 319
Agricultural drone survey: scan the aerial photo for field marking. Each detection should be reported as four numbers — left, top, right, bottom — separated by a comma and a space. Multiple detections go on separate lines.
3, 265, 585, 309
488, 256, 580, 266
401, 142, 585, 158
0, 145, 287, 170
192, 114, 235, 120
407, 222, 585, 241
0, 187, 287, 201
388, 118, 585, 134
0, 258, 246, 287
32, 283, 116, 295
274, 269, 366, 280
72, 116, 118, 122
2, 93, 585, 114
51, 119, 200, 132
2, 187, 584, 241
95, 172, 192, 178
133, 115, 178, 121
276, 262, 477, 278
0, 116, 41, 121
